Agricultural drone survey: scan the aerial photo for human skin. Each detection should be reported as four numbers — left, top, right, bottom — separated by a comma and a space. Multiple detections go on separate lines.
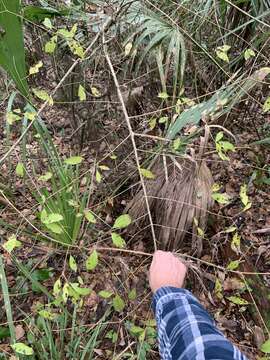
149, 250, 187, 293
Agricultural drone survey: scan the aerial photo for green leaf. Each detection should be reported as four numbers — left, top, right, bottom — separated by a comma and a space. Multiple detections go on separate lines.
16, 162, 25, 177
53, 278, 61, 297
11, 343, 34, 356
158, 92, 169, 99
38, 171, 52, 182
113, 214, 132, 229
42, 213, 63, 225
86, 250, 98, 271
68, 39, 85, 58
215, 278, 223, 300
261, 339, 270, 354
111, 232, 126, 248
139, 168, 155, 179
29, 60, 43, 75
240, 184, 251, 210
78, 84, 86, 101
7, 111, 21, 125
158, 116, 168, 124
244, 48, 255, 61
227, 296, 249, 305
43, 17, 52, 29
98, 290, 113, 298
70, 283, 91, 296
263, 97, 270, 112
69, 255, 77, 272
84, 210, 96, 224
45, 223, 63, 234
0, 0, 29, 97
96, 170, 102, 183
45, 35, 57, 54
128, 288, 137, 300
212, 192, 230, 204
91, 86, 101, 97
3, 235, 22, 253
33, 88, 53, 105
64, 156, 83, 165
113, 294, 125, 312
130, 325, 144, 336
125, 42, 133, 56
227, 260, 240, 270
215, 131, 224, 142
173, 138, 181, 151
149, 118, 156, 130
39, 309, 57, 320
216, 45, 231, 63
231, 233, 241, 252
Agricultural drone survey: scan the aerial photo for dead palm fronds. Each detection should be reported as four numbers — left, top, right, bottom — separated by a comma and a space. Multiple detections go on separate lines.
126, 128, 214, 255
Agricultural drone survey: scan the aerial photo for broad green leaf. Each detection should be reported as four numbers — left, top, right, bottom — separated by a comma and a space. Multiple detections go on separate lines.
84, 210, 96, 224
139, 168, 155, 179
113, 294, 125, 312
125, 42, 133, 56
215, 278, 223, 300
64, 156, 83, 165
215, 131, 223, 142
38, 172, 52, 182
244, 48, 255, 61
16, 162, 25, 177
219, 141, 235, 152
0, 0, 29, 97
53, 278, 61, 297
46, 223, 63, 234
70, 283, 91, 296
45, 35, 57, 54
159, 116, 168, 124
69, 255, 77, 272
149, 118, 156, 130
113, 214, 132, 229
86, 250, 98, 271
240, 184, 251, 211
11, 343, 33, 356
42, 213, 63, 224
212, 192, 230, 204
158, 92, 169, 99
33, 88, 53, 105
173, 138, 181, 151
24, 111, 37, 121
96, 170, 102, 183
99, 165, 110, 171
231, 233, 241, 252
130, 325, 144, 336
263, 97, 270, 112
261, 339, 270, 354
91, 87, 101, 97
227, 260, 240, 270
39, 309, 57, 320
212, 183, 221, 192
216, 45, 230, 63
225, 226, 237, 233
98, 290, 113, 298
43, 17, 52, 29
128, 288, 137, 300
111, 233, 126, 248
29, 60, 43, 75
3, 235, 22, 253
68, 39, 85, 58
6, 111, 21, 125
78, 84, 86, 101
227, 296, 249, 305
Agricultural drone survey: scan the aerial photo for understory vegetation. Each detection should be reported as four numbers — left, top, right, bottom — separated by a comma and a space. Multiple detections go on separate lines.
0, 0, 270, 358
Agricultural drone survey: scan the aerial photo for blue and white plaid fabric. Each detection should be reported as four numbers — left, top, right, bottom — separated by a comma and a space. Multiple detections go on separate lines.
152, 287, 248, 360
